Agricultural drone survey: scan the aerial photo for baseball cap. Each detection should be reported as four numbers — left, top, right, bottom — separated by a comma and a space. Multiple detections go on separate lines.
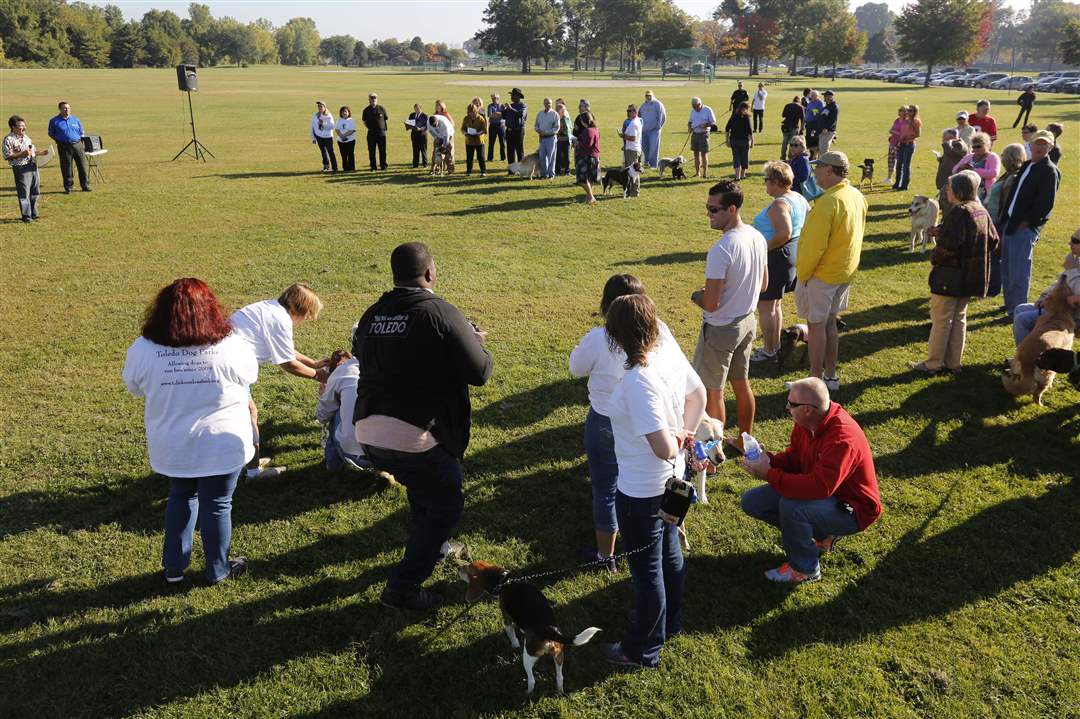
315, 100, 326, 106
1032, 130, 1055, 145
823, 90, 834, 97
811, 150, 849, 169
956, 110, 969, 120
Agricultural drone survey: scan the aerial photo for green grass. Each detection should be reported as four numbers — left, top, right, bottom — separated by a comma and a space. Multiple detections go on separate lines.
1, 66, 1078, 718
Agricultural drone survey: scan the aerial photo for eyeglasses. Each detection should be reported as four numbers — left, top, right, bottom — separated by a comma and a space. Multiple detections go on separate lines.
786, 399, 818, 409
706, 204, 725, 214
1070, 237, 1080, 245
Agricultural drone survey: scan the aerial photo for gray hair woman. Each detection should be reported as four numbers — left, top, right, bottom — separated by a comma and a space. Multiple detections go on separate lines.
908, 172, 999, 374
983, 142, 1027, 296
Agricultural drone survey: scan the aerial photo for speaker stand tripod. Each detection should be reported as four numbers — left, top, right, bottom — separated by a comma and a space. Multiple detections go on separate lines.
172, 90, 214, 161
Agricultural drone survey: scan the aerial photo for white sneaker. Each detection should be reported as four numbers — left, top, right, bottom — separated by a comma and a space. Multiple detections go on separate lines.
439, 540, 466, 561
824, 377, 840, 392
246, 465, 286, 480
749, 347, 777, 363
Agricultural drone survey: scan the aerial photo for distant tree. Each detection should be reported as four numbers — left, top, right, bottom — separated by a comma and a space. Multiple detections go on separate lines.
377, 38, 405, 63
250, 20, 277, 63
139, 9, 187, 66
863, 29, 894, 65
562, 0, 593, 70
695, 19, 728, 66
183, 3, 220, 65
103, 4, 125, 32
896, 0, 991, 85
409, 35, 425, 53
854, 2, 893, 35
463, 37, 482, 55
642, 1, 694, 62
475, 0, 560, 73
1062, 18, 1080, 65
1024, 0, 1080, 69
63, 3, 111, 68
778, 0, 846, 75
806, 11, 865, 75
109, 20, 144, 67
985, 2, 1019, 67
714, 0, 786, 75
353, 39, 369, 65
275, 17, 320, 65
319, 34, 356, 65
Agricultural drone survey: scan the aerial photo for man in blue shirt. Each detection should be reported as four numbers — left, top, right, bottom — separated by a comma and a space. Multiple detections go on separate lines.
501, 88, 528, 173
47, 101, 91, 193
817, 90, 839, 156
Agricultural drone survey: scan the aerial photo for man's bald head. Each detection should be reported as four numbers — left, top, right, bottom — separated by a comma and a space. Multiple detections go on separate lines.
788, 377, 831, 414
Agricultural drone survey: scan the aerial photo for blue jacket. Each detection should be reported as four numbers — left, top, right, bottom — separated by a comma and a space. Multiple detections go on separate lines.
48, 115, 84, 144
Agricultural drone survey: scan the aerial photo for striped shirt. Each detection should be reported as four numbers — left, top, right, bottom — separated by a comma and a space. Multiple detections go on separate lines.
2, 133, 33, 168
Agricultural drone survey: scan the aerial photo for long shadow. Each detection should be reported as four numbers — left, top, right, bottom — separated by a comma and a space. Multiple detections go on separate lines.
200, 170, 325, 180
748, 479, 1078, 661
859, 244, 931, 271
614, 250, 704, 267
433, 195, 578, 217
472, 377, 584, 430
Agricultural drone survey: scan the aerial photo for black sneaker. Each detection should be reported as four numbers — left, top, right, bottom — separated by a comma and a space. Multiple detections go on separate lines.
209, 556, 248, 585
380, 586, 444, 611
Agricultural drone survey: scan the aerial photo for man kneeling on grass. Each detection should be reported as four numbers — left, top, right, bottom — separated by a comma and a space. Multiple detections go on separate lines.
738, 377, 881, 584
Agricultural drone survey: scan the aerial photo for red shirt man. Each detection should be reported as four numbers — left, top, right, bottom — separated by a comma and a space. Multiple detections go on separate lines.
969, 100, 998, 142
740, 377, 881, 583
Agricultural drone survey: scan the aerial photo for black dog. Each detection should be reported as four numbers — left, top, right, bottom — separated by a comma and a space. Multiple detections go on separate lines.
601, 161, 642, 198
1037, 348, 1080, 390
857, 158, 875, 189
671, 164, 687, 180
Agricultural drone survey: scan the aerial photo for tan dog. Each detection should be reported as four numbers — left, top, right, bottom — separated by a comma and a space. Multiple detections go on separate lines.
508, 152, 541, 179
909, 195, 940, 252
1003, 279, 1077, 404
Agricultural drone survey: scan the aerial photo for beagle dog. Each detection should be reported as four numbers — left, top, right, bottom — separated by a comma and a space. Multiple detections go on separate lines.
458, 560, 601, 695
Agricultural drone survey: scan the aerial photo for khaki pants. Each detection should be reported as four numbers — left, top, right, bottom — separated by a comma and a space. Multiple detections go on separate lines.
926, 294, 968, 371
818, 129, 835, 155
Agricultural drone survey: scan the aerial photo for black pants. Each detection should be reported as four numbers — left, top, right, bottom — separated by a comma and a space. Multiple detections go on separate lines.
506, 128, 525, 166
316, 136, 337, 170
338, 141, 355, 171
1013, 106, 1032, 128
465, 144, 486, 174
488, 123, 506, 161
753, 109, 764, 133
555, 139, 571, 175
367, 133, 387, 170
58, 141, 90, 190
411, 132, 428, 167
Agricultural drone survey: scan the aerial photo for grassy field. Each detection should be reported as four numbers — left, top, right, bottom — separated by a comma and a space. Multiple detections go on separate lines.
1, 65, 1078, 719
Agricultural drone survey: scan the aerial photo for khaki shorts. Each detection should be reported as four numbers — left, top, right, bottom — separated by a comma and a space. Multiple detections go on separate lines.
692, 313, 756, 388
795, 277, 850, 323
691, 133, 710, 153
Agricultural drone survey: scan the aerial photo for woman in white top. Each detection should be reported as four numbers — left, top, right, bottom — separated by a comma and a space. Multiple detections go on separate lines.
311, 100, 337, 172
752, 82, 767, 134
335, 105, 357, 172
599, 294, 706, 669
570, 275, 678, 570
123, 278, 258, 586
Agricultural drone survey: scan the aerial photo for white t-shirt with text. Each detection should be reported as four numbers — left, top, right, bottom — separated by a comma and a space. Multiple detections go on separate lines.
608, 341, 703, 499
123, 333, 258, 477
703, 223, 768, 326
230, 299, 296, 367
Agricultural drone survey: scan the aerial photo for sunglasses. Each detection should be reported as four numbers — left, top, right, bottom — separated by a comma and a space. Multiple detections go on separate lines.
971, 144, 984, 148
1071, 237, 1080, 245
786, 399, 817, 409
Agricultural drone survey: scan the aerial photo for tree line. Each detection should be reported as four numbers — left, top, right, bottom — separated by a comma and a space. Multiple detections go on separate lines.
0, 1, 465, 68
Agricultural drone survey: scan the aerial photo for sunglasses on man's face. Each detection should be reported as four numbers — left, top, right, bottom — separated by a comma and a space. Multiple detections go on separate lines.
786, 399, 817, 409
706, 204, 725, 214
1070, 237, 1080, 245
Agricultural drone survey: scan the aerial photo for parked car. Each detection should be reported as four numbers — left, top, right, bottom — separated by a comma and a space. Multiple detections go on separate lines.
970, 73, 1008, 88
1045, 76, 1078, 93
989, 75, 1033, 90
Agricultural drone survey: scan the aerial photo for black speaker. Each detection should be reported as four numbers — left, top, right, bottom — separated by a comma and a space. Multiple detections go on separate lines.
176, 64, 198, 92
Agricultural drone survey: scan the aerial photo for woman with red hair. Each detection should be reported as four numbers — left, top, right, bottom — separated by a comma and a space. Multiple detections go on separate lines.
123, 278, 257, 586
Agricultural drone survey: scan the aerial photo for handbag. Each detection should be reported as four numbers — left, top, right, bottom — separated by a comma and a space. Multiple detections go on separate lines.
801, 174, 823, 200
928, 264, 967, 297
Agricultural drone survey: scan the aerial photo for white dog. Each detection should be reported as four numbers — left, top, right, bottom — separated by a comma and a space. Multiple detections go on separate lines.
508, 152, 541, 180
677, 415, 725, 551
908, 195, 940, 253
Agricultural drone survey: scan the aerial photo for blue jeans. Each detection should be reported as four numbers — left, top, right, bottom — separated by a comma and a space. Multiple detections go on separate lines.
584, 408, 619, 533
163, 468, 242, 583
641, 129, 661, 168
1012, 303, 1041, 346
324, 412, 372, 471
615, 490, 684, 668
1000, 225, 1039, 317
893, 142, 915, 190
538, 135, 556, 178
364, 444, 464, 592
740, 483, 860, 575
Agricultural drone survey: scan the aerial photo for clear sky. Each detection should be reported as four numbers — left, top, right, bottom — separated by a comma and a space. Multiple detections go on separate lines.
89, 0, 1027, 46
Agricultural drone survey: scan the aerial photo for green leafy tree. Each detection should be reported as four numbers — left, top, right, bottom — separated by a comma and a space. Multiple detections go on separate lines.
250, 20, 278, 64
854, 2, 893, 35
863, 29, 894, 65
562, 0, 593, 70
806, 11, 865, 76
409, 35, 425, 53
319, 34, 356, 65
64, 3, 111, 68
353, 39, 369, 65
777, 0, 845, 75
475, 0, 560, 73
275, 17, 320, 65
183, 3, 220, 65
103, 4, 124, 32
1024, 0, 1080, 69
714, 0, 786, 75
109, 20, 144, 67
1062, 18, 1080, 65
896, 0, 991, 86
642, 1, 694, 62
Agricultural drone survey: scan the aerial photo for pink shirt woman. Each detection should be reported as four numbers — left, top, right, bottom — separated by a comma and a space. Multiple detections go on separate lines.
952, 132, 1000, 196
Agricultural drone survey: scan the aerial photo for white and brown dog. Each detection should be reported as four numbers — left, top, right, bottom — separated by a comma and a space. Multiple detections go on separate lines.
459, 561, 601, 695
908, 195, 940, 252
508, 152, 541, 180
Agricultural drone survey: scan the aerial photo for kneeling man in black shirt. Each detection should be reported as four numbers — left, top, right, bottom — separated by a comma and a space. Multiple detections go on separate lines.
353, 242, 494, 610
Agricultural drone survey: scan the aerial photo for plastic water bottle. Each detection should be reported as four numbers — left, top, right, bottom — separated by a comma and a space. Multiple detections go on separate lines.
692, 440, 708, 462
741, 432, 762, 461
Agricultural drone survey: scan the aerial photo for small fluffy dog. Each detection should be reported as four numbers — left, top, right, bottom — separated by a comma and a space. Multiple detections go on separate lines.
508, 152, 541, 179
775, 323, 810, 369
909, 195, 940, 252
856, 158, 875, 189
1003, 279, 1077, 404
459, 561, 601, 695
657, 155, 686, 179
601, 161, 642, 198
